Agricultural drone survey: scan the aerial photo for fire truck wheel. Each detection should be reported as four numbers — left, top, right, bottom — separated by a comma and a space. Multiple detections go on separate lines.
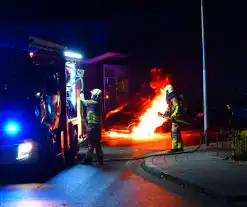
38, 133, 65, 176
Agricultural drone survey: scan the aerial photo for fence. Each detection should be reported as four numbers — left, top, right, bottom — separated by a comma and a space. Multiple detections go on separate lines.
217, 128, 247, 160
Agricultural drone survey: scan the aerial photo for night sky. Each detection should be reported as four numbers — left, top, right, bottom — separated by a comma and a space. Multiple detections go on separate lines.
0, 0, 239, 105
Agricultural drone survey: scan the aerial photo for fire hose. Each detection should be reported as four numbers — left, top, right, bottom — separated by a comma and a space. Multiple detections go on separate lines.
92, 116, 204, 162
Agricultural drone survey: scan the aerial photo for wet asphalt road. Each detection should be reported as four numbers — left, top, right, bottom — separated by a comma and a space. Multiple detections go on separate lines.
0, 131, 230, 207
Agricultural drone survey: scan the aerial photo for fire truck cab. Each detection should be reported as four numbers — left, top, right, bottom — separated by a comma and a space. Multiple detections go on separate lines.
0, 36, 84, 171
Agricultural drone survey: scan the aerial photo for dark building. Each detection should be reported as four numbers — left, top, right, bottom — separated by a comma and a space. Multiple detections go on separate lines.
83, 52, 134, 114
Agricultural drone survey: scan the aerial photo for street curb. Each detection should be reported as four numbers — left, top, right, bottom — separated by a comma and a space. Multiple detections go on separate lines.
141, 157, 247, 204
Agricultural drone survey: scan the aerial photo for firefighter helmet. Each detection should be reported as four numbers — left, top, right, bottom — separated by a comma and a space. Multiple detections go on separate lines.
91, 88, 102, 101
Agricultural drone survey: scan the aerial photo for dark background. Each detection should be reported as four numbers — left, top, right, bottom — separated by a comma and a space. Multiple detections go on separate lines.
0, 0, 240, 110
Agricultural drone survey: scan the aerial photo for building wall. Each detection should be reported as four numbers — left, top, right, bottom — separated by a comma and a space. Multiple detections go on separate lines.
83, 56, 141, 114
83, 63, 101, 99
102, 63, 130, 112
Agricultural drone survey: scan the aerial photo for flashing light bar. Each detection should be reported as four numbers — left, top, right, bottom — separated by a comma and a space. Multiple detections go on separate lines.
4, 121, 21, 136
64, 51, 83, 59
30, 36, 67, 50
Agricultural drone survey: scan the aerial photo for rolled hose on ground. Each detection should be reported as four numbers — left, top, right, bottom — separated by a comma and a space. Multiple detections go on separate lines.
93, 119, 204, 162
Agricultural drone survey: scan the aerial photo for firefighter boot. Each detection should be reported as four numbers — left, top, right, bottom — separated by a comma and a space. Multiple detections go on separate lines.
168, 149, 179, 153
98, 156, 104, 165
167, 130, 180, 153
81, 157, 93, 165
177, 131, 184, 152
177, 143, 184, 152
168, 136, 184, 153
168, 140, 184, 153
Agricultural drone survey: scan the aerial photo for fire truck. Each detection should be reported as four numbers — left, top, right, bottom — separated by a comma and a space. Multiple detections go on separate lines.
0, 36, 84, 172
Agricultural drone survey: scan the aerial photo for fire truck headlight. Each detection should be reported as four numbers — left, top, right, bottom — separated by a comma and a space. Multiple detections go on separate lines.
16, 142, 33, 160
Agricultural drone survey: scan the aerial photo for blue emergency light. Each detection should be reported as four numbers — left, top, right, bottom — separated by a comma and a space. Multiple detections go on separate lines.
4, 121, 21, 136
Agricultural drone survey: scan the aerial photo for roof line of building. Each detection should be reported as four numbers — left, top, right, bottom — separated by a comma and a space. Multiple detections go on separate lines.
83, 52, 127, 64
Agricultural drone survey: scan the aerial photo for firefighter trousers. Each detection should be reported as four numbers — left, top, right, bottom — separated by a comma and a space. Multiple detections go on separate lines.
85, 123, 103, 158
171, 122, 184, 149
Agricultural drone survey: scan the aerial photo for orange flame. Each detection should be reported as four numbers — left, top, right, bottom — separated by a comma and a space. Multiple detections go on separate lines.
105, 103, 128, 120
106, 88, 169, 140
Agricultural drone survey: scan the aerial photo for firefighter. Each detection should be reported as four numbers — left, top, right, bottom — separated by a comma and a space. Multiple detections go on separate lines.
80, 88, 104, 165
160, 75, 184, 152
